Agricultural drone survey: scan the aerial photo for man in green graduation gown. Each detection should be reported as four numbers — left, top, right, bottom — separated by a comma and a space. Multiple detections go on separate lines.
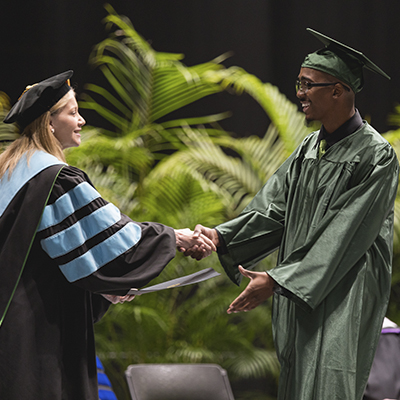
186, 29, 399, 399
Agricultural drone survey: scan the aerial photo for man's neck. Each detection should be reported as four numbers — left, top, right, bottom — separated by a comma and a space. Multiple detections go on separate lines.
322, 108, 356, 134
317, 109, 363, 149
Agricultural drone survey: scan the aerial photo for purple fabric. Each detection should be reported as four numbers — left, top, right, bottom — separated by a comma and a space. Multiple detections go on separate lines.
381, 327, 400, 334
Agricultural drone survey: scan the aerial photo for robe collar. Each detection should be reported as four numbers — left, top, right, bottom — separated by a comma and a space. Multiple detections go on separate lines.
0, 151, 66, 218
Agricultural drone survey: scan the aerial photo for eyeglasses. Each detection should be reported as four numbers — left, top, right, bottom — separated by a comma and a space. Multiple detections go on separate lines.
296, 79, 350, 93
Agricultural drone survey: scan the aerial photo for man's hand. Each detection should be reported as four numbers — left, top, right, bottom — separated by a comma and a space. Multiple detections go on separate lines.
175, 228, 216, 260
181, 224, 220, 260
227, 266, 275, 314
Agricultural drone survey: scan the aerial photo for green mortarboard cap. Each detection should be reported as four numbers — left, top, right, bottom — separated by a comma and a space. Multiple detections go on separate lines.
3, 70, 73, 130
302, 28, 390, 93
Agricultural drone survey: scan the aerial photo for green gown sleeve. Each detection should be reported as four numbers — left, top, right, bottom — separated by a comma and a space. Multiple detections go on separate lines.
217, 142, 399, 311
216, 150, 297, 284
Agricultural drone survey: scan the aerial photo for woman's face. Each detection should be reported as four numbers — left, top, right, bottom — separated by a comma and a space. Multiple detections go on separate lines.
50, 95, 86, 149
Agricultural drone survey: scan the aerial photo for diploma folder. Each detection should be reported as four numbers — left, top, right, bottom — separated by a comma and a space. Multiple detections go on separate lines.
128, 268, 220, 295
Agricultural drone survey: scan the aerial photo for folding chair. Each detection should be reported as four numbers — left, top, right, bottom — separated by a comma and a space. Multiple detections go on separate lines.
125, 363, 235, 400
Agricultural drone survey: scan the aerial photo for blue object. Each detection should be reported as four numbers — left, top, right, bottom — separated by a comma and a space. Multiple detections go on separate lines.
97, 356, 118, 400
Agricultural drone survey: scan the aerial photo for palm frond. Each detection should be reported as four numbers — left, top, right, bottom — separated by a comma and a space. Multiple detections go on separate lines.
66, 127, 154, 178
387, 103, 400, 128
224, 349, 280, 380
159, 111, 232, 129
0, 92, 20, 143
148, 122, 293, 215
382, 128, 400, 146
203, 67, 315, 154
80, 6, 227, 132
135, 168, 226, 229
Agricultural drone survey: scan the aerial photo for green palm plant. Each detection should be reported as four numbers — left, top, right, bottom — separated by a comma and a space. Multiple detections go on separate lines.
69, 3, 316, 220
63, 5, 400, 400
69, 3, 232, 189
123, 77, 314, 399
203, 66, 314, 154
0, 92, 19, 146
382, 110, 400, 322
69, 5, 285, 399
94, 163, 280, 399
148, 69, 315, 218
383, 129, 400, 251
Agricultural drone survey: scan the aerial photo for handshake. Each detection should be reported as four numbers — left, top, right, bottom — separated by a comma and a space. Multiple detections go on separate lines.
174, 225, 219, 260
102, 225, 216, 305
104, 224, 275, 314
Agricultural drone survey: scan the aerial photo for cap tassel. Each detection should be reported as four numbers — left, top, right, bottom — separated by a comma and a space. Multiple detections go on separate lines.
18, 84, 38, 100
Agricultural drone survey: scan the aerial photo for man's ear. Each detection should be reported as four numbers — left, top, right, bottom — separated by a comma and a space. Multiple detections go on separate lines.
332, 83, 345, 98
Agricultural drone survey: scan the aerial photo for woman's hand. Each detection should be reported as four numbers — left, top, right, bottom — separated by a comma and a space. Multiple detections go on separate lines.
179, 225, 220, 260
175, 228, 216, 260
101, 294, 136, 304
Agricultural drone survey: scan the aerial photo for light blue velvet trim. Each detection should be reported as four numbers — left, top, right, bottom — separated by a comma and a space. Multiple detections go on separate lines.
38, 182, 101, 231
41, 203, 121, 258
59, 222, 142, 282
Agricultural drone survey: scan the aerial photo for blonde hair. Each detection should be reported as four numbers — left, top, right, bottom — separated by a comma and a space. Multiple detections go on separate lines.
0, 89, 75, 179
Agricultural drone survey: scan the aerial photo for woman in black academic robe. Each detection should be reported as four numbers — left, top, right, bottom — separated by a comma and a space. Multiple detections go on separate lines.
0, 70, 214, 399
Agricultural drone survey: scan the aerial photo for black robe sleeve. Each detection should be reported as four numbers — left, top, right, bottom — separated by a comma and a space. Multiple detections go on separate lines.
36, 166, 176, 295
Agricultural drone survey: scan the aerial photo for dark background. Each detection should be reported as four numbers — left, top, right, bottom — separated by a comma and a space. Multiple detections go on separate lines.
1, 0, 399, 136
1, 2, 399, 398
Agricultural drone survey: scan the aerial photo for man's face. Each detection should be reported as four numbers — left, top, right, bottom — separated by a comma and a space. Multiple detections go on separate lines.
296, 67, 337, 125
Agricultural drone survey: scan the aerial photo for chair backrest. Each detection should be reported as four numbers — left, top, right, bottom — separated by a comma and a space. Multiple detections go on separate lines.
125, 363, 235, 400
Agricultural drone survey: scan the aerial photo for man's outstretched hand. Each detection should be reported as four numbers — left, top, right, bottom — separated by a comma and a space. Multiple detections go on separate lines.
175, 228, 216, 260
179, 224, 220, 260
227, 266, 275, 314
